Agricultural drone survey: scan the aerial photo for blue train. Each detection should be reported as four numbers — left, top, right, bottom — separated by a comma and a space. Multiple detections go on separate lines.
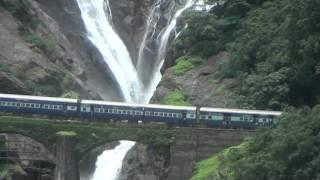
0, 94, 282, 128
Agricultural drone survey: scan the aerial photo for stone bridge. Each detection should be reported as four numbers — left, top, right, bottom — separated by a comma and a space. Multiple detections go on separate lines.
0, 116, 254, 180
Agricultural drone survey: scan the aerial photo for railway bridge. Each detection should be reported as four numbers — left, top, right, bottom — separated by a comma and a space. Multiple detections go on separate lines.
0, 116, 254, 180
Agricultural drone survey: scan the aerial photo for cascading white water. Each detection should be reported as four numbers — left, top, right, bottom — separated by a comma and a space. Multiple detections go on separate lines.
90, 141, 135, 180
76, 0, 142, 103
76, 0, 195, 179
137, 0, 196, 103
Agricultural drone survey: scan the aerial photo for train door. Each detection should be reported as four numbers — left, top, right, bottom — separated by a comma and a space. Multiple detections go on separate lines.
223, 113, 231, 128
90, 104, 94, 120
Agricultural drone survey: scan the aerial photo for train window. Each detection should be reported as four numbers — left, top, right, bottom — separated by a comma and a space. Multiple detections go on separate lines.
145, 111, 150, 116
30, 104, 34, 108
231, 116, 241, 121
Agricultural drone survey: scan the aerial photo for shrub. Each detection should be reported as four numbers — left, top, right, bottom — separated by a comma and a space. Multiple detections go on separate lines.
174, 56, 195, 76
161, 90, 190, 106
22, 32, 45, 49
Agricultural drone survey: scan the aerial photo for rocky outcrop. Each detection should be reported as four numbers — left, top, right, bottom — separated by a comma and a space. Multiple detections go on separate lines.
0, 0, 121, 100
109, 0, 186, 64
118, 143, 169, 180
152, 52, 238, 107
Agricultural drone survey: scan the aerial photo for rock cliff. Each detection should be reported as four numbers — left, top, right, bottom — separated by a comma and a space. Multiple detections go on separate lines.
152, 52, 237, 107
118, 143, 169, 180
0, 0, 121, 100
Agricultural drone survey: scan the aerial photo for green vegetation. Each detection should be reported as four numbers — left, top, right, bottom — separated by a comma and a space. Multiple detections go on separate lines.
174, 56, 196, 75
56, 131, 77, 136
161, 90, 190, 106
191, 151, 221, 180
0, 163, 23, 180
192, 106, 320, 180
176, 0, 320, 110
0, 116, 175, 157
0, 0, 17, 13
61, 91, 80, 99
180, 0, 320, 179
22, 32, 46, 49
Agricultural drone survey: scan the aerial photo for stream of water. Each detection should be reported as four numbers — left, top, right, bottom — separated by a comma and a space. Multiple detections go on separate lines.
76, 0, 142, 103
90, 141, 136, 180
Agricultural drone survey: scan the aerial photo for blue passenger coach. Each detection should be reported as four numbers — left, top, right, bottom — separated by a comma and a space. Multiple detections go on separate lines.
200, 107, 282, 128
0, 94, 281, 128
143, 104, 196, 125
0, 94, 78, 116
81, 100, 144, 121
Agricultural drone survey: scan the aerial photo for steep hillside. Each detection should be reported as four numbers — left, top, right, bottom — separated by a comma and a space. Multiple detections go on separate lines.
159, 0, 320, 179
0, 0, 121, 100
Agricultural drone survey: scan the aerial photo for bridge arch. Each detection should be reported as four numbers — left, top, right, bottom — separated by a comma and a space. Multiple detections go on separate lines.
0, 133, 56, 180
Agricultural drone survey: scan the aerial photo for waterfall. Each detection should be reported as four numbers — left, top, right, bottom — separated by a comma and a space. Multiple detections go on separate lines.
76, 0, 142, 103
76, 0, 195, 179
90, 141, 135, 180
137, 0, 196, 103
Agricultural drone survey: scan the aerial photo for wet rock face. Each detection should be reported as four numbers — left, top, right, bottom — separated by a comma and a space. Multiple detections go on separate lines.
0, 0, 122, 100
152, 52, 238, 107
108, 0, 186, 64
118, 143, 169, 180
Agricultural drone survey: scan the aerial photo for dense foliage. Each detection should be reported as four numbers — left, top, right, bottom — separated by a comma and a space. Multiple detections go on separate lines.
183, 0, 320, 179
192, 106, 320, 180
175, 0, 320, 110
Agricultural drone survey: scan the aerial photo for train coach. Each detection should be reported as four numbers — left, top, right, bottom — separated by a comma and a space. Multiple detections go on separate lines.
0, 94, 78, 117
0, 94, 282, 128
199, 107, 282, 128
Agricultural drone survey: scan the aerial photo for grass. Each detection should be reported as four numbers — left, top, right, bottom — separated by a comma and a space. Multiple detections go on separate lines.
191, 153, 220, 180
174, 56, 195, 76
191, 143, 248, 180
61, 91, 79, 99
161, 90, 191, 106
56, 131, 77, 136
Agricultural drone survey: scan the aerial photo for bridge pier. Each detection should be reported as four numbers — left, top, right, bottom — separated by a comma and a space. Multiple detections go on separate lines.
167, 127, 254, 180
54, 134, 79, 180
